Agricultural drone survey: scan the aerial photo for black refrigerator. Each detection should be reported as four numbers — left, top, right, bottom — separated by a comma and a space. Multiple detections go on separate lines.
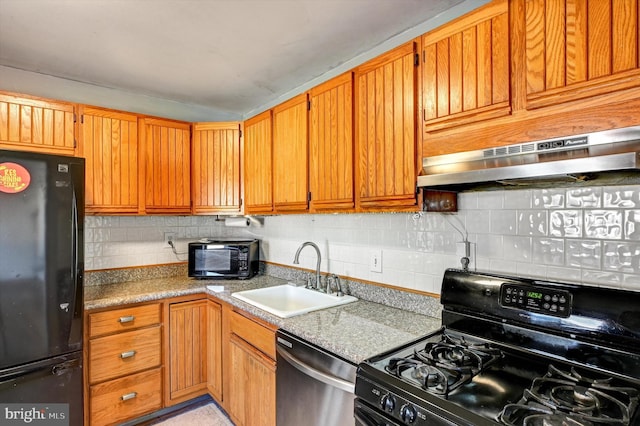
0, 149, 84, 425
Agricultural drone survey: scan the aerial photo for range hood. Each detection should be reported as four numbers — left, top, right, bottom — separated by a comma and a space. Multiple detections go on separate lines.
417, 125, 640, 189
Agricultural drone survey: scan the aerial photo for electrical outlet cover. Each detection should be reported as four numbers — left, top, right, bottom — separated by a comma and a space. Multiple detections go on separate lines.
370, 249, 382, 273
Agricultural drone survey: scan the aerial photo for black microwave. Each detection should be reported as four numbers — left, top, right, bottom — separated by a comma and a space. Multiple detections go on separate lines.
188, 239, 259, 279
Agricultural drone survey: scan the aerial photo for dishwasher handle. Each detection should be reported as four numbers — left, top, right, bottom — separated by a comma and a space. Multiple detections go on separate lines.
276, 345, 355, 393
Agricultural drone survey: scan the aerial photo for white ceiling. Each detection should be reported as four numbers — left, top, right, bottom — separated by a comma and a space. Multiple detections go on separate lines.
0, 0, 480, 120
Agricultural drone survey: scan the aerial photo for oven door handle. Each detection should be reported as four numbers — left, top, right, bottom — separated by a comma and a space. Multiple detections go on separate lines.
276, 345, 355, 393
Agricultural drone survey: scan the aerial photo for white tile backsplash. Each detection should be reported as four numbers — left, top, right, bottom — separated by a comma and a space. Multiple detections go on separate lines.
85, 183, 640, 292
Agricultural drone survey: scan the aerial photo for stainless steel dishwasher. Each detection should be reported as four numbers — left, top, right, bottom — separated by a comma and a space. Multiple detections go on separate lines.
276, 329, 357, 426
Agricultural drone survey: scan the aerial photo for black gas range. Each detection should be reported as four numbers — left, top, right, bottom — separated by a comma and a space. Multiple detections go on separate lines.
354, 269, 640, 426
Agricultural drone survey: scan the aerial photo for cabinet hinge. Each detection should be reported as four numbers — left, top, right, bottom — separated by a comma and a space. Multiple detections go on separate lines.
239, 129, 242, 138
307, 100, 311, 111
307, 192, 312, 202
414, 53, 420, 67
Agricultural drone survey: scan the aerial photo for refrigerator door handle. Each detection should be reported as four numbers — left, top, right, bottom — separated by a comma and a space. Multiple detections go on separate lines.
52, 358, 81, 376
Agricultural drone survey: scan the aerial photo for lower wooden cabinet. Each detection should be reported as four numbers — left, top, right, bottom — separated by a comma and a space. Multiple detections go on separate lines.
225, 309, 277, 426
89, 368, 162, 426
86, 296, 276, 425
228, 334, 276, 426
207, 299, 223, 401
86, 302, 163, 426
166, 298, 208, 405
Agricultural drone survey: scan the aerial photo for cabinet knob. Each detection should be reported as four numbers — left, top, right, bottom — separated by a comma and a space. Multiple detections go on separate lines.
120, 392, 137, 401
120, 350, 136, 359
118, 315, 135, 323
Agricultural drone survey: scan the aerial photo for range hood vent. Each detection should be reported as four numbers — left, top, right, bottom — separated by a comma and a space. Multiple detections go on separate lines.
417, 126, 640, 190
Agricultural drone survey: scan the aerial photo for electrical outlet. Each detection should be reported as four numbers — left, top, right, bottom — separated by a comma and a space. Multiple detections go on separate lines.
370, 249, 382, 273
164, 232, 176, 246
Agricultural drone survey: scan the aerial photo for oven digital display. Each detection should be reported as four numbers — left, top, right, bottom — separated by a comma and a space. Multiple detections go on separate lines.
527, 291, 543, 299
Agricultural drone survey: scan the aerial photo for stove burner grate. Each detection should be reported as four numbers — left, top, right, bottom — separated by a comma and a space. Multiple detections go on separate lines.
500, 365, 639, 425
385, 334, 503, 396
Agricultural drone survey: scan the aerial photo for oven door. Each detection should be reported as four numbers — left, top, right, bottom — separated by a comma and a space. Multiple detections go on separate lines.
354, 399, 402, 426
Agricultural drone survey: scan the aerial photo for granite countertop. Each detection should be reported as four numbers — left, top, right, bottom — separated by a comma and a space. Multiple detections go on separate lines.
84, 275, 442, 364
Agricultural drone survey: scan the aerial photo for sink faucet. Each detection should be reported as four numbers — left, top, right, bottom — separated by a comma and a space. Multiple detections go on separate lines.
293, 241, 322, 290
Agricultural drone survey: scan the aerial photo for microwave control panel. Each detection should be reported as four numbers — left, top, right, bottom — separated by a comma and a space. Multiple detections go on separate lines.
500, 284, 572, 318
238, 247, 249, 271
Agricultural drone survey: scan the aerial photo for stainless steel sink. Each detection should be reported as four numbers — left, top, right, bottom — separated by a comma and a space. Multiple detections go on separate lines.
231, 284, 357, 318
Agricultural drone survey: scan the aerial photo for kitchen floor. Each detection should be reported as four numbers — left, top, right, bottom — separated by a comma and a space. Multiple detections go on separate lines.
147, 401, 234, 426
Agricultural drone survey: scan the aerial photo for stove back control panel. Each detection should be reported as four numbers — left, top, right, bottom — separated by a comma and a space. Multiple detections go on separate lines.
500, 284, 572, 318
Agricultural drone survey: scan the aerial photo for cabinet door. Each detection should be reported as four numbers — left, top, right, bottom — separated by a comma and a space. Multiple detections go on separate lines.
309, 72, 354, 212
0, 91, 76, 155
355, 41, 418, 210
167, 300, 208, 404
192, 122, 242, 214
244, 110, 273, 215
228, 334, 276, 426
81, 107, 140, 214
422, 0, 510, 132
272, 93, 309, 213
141, 118, 191, 214
523, 0, 640, 109
206, 299, 222, 401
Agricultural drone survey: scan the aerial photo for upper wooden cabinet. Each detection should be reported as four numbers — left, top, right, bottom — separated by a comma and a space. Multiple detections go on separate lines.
80, 106, 140, 215
191, 122, 242, 215
243, 111, 274, 215
0, 92, 76, 155
140, 118, 191, 214
521, 0, 640, 110
422, 0, 510, 132
272, 93, 309, 213
355, 41, 418, 210
308, 72, 354, 213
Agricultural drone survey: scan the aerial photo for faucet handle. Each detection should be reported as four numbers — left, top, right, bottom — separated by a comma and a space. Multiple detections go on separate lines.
328, 274, 344, 297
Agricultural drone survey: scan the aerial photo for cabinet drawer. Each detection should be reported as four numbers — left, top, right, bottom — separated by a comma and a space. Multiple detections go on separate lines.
89, 326, 161, 383
88, 303, 161, 338
89, 367, 162, 426
229, 310, 276, 359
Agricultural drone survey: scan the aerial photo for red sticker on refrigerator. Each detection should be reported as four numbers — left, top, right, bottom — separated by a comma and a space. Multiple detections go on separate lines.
0, 162, 31, 193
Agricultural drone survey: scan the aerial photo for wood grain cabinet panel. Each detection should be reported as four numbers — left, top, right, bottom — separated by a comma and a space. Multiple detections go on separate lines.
227, 334, 276, 426
308, 72, 355, 212
207, 300, 223, 401
421, 0, 510, 132
140, 118, 191, 214
89, 368, 162, 426
86, 302, 163, 426
272, 93, 309, 213
523, 0, 640, 109
192, 122, 242, 214
243, 110, 274, 214
167, 299, 208, 404
80, 106, 140, 214
89, 326, 162, 384
0, 91, 76, 155
354, 41, 418, 210
88, 303, 161, 338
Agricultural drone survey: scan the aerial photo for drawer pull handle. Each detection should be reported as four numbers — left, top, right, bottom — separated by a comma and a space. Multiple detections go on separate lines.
120, 350, 136, 359
118, 316, 135, 323
121, 392, 137, 401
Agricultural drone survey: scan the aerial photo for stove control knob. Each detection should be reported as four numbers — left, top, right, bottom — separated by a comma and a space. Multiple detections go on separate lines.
400, 404, 417, 423
380, 394, 396, 412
